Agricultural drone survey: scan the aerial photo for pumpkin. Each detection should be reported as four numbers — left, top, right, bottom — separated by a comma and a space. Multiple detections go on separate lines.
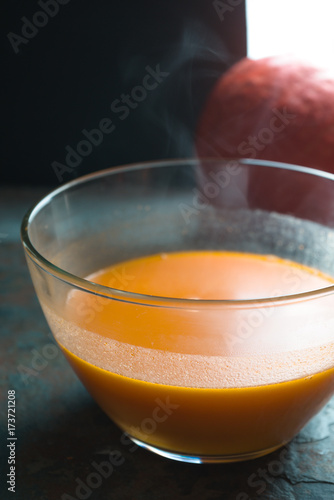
196, 55, 334, 171
195, 56, 334, 220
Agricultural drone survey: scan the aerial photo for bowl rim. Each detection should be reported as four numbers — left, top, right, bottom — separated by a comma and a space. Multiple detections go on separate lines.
20, 157, 334, 309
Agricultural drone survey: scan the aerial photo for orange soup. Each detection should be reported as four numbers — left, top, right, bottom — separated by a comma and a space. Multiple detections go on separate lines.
44, 251, 334, 460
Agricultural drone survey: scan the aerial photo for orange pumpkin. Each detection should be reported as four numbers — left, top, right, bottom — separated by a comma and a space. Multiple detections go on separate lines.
196, 56, 334, 172
196, 56, 334, 219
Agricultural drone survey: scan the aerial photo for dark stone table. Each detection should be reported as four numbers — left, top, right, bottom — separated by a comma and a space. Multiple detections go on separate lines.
1, 186, 333, 500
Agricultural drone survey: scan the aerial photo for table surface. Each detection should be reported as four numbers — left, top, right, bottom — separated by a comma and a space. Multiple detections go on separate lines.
1, 185, 333, 500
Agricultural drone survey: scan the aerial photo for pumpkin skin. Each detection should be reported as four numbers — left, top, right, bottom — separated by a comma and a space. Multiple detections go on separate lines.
196, 56, 334, 172
196, 56, 334, 220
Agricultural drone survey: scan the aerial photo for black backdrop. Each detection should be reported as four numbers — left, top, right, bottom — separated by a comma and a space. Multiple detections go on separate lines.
2, 0, 246, 187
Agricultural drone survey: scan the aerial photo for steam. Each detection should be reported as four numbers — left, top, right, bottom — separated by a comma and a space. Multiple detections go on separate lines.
117, 18, 236, 160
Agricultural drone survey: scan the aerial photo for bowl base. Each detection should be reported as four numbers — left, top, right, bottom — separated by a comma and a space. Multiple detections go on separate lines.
129, 436, 286, 464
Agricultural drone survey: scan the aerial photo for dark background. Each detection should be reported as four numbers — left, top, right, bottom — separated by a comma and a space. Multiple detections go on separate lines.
2, 0, 246, 187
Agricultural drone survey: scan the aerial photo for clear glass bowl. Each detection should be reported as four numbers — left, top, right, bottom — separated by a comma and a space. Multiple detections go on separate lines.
21, 158, 334, 463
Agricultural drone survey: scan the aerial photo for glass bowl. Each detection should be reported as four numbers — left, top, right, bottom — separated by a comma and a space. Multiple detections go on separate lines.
21, 158, 334, 463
